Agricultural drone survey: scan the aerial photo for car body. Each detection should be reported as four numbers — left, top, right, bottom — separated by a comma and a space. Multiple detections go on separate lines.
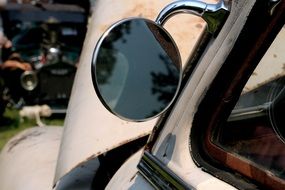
0, 0, 285, 190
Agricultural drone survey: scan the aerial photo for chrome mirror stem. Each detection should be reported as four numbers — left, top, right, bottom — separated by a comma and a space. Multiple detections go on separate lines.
155, 0, 231, 82
156, 0, 230, 34
155, 0, 207, 25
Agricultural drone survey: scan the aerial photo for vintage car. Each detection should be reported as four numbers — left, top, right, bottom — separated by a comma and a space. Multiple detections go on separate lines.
0, 2, 88, 113
0, 0, 284, 189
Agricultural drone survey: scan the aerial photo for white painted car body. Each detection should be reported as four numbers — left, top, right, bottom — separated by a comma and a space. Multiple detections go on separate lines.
54, 0, 205, 185
0, 0, 283, 189
106, 0, 249, 188
0, 0, 204, 189
0, 127, 62, 190
107, 0, 285, 189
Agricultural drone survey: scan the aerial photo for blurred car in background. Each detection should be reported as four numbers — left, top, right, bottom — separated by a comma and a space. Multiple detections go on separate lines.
0, 2, 88, 114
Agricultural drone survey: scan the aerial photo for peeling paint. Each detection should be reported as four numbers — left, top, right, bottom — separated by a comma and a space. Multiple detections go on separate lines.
121, 3, 156, 19
55, 132, 149, 186
7, 131, 43, 152
129, 173, 136, 182
244, 27, 285, 93
0, 127, 62, 190
196, 23, 203, 29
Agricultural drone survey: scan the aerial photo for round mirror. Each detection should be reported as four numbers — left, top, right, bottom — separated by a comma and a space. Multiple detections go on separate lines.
92, 18, 181, 121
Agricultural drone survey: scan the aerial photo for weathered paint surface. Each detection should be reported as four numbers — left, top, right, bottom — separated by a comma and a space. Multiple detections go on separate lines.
150, 0, 249, 187
54, 0, 205, 183
147, 0, 271, 189
55, 0, 284, 189
106, 149, 154, 190
0, 127, 62, 190
243, 27, 285, 92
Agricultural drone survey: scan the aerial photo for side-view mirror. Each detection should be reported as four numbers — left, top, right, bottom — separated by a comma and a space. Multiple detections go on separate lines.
91, 0, 230, 121
91, 18, 182, 121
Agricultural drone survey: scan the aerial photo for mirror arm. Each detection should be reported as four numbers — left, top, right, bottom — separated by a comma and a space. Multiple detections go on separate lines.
155, 0, 230, 35
156, 0, 231, 85
155, 0, 207, 25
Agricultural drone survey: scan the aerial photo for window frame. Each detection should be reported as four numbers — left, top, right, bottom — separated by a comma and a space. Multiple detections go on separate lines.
191, 0, 285, 189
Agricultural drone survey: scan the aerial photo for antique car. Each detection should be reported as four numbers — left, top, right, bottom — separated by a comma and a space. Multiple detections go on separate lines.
0, 0, 285, 189
0, 2, 88, 113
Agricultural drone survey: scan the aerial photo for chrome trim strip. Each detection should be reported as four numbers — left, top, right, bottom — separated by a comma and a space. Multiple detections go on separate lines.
269, 0, 281, 15
137, 151, 193, 190
228, 103, 270, 122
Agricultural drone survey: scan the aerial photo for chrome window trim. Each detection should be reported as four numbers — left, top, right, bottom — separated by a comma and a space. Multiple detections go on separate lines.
137, 151, 193, 190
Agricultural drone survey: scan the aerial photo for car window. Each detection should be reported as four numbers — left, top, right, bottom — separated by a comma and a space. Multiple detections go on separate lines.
212, 26, 285, 184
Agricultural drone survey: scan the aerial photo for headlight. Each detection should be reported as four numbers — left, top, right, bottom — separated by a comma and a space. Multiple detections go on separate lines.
20, 71, 38, 91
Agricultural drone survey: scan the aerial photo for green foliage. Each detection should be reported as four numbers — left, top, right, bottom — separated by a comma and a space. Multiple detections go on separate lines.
0, 108, 64, 151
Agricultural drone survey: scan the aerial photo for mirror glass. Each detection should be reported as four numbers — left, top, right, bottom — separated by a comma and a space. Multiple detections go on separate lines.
92, 18, 181, 121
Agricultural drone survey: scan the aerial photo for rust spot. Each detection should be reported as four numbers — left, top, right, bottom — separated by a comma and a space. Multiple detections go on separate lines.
86, 154, 98, 162
68, 154, 98, 175
122, 4, 156, 19
7, 130, 43, 152
130, 173, 136, 182
282, 63, 285, 71
56, 133, 150, 185
96, 151, 102, 155
249, 73, 284, 92
112, 132, 150, 149
195, 23, 203, 29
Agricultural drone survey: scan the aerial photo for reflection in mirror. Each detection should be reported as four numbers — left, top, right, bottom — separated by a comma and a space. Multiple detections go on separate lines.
92, 18, 181, 121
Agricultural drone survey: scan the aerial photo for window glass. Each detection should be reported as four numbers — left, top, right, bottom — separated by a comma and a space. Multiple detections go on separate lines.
213, 26, 285, 179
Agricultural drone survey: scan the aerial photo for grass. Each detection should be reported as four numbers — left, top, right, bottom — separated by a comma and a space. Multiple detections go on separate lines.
0, 108, 64, 151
